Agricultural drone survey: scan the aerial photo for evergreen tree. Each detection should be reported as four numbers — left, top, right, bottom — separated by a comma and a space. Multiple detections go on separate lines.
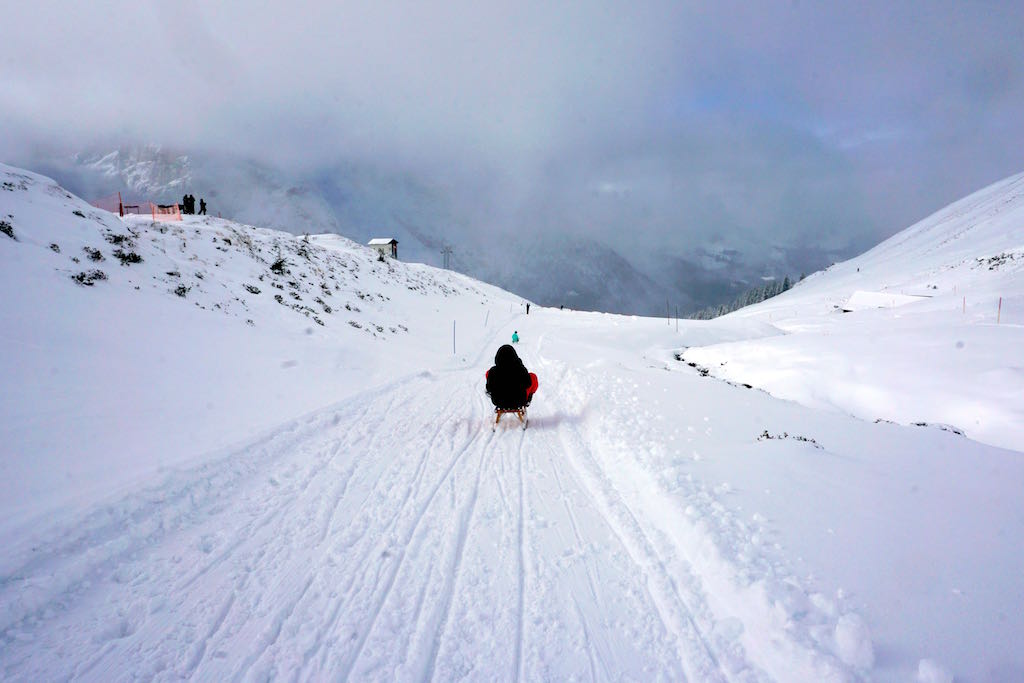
687, 273, 800, 320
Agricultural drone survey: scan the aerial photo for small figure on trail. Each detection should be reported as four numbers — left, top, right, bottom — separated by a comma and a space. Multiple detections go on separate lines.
486, 344, 538, 411
526, 302, 530, 314
182, 194, 189, 213
199, 198, 207, 215
511, 330, 519, 344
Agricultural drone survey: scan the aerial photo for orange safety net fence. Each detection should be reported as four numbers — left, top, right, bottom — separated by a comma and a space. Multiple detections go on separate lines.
151, 203, 181, 221
89, 192, 182, 222
90, 192, 123, 215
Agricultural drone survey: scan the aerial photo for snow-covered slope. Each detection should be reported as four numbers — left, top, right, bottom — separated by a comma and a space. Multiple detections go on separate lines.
3, 164, 1022, 682
0, 161, 521, 531
685, 171, 1024, 451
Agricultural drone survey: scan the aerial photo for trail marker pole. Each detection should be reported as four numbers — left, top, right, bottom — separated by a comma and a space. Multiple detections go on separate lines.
998, 296, 1002, 323
453, 320, 456, 355
963, 296, 965, 314
675, 306, 679, 332
485, 310, 490, 327
667, 300, 670, 325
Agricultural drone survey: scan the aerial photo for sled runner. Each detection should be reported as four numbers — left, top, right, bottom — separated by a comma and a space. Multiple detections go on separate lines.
493, 406, 528, 430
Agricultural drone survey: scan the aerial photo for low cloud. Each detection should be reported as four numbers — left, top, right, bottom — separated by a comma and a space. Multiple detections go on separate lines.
2, 1, 1023, 271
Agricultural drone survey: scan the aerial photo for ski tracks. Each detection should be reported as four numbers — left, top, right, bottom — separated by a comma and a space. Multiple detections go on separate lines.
0, 373, 493, 681
543, 361, 859, 682
2, 342, 859, 682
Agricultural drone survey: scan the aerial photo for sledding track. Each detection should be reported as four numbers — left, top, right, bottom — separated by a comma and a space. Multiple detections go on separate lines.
0, 326, 856, 682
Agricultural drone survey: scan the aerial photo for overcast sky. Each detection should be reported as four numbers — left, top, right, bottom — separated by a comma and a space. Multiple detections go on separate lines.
3, 1, 1023, 252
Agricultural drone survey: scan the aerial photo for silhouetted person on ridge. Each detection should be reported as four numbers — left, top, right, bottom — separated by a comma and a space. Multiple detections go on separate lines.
199, 198, 206, 215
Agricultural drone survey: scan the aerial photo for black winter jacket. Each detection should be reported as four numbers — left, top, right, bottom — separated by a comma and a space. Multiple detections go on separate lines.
486, 344, 532, 409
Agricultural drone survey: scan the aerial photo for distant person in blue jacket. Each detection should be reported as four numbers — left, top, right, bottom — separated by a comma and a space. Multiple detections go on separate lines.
512, 330, 519, 344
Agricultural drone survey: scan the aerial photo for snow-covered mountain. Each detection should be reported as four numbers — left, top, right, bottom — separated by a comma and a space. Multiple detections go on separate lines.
3, 163, 1022, 682
33, 146, 845, 316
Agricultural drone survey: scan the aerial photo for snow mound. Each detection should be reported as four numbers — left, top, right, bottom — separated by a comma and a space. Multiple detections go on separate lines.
833, 613, 874, 669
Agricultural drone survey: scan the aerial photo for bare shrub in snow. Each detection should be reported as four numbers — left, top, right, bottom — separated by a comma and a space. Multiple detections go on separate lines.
758, 430, 822, 449
71, 270, 107, 286
270, 257, 288, 275
112, 249, 143, 266
104, 233, 132, 246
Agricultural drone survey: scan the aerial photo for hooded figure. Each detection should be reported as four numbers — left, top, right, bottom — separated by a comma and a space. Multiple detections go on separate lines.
485, 344, 538, 409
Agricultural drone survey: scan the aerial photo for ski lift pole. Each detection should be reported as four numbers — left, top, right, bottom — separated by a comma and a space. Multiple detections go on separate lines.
453, 320, 456, 355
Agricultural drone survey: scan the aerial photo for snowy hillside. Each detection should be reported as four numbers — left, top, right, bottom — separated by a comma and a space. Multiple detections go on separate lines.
0, 161, 521, 530
2, 164, 1023, 682
34, 146, 839, 316
684, 171, 1024, 451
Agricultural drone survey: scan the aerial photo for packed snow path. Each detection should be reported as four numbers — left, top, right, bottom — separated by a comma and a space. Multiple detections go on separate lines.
6, 310, 1021, 681
0, 319, 870, 682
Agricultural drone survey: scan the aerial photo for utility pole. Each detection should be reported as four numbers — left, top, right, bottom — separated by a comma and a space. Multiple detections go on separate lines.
441, 246, 453, 269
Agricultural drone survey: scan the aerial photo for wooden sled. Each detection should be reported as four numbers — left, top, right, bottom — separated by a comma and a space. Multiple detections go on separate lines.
493, 406, 528, 430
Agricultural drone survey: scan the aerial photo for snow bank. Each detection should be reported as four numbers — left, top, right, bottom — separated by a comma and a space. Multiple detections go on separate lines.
841, 289, 930, 311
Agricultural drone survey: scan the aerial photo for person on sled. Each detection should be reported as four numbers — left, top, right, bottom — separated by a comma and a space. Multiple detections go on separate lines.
485, 344, 538, 427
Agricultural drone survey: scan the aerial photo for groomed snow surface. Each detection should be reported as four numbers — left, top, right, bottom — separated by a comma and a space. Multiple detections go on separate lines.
2, 163, 1023, 681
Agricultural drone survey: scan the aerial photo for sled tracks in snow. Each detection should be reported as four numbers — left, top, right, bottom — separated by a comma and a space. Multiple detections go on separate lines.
0, 368, 857, 681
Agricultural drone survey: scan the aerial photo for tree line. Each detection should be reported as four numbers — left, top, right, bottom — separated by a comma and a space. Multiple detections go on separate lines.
688, 273, 804, 320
